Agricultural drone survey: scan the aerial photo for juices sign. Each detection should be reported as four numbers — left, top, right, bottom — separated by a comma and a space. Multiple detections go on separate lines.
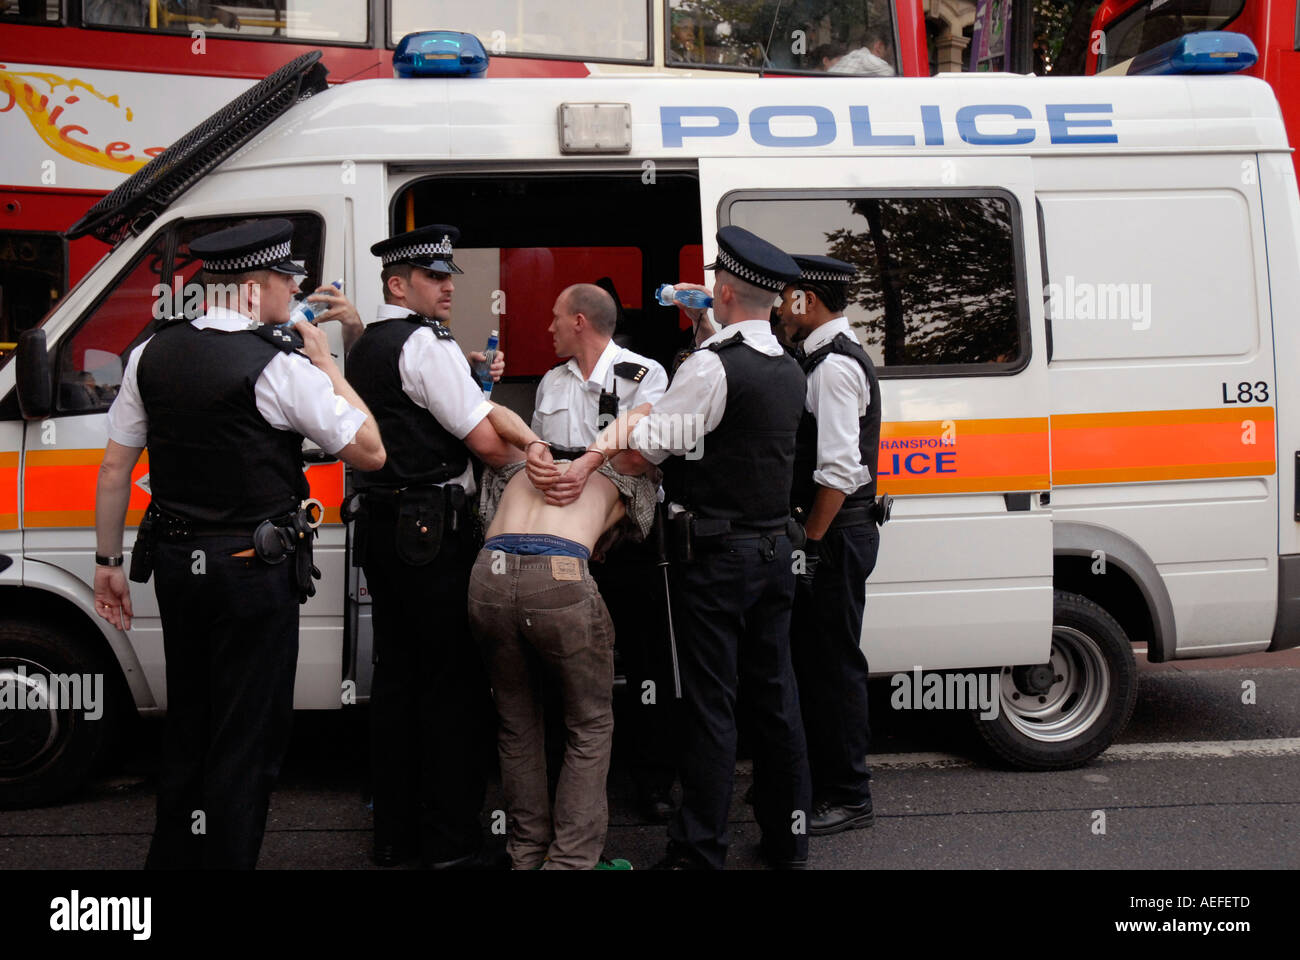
0, 63, 164, 176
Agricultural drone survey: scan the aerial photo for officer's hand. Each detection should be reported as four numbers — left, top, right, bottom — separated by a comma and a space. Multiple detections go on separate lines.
468, 349, 506, 383
526, 441, 560, 490
309, 287, 361, 330
93, 565, 134, 631
796, 538, 821, 588
214, 7, 240, 28
296, 320, 336, 371
672, 282, 713, 325
544, 453, 600, 506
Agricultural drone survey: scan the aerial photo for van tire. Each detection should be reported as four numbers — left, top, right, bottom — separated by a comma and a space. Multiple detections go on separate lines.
0, 619, 119, 808
973, 590, 1137, 770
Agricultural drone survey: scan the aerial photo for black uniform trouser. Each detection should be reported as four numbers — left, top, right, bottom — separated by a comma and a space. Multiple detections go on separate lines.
362, 502, 492, 863
146, 535, 299, 870
792, 521, 879, 805
591, 537, 677, 796
667, 533, 811, 869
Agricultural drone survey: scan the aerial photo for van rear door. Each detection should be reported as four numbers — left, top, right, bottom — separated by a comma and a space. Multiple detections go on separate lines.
700, 156, 1053, 673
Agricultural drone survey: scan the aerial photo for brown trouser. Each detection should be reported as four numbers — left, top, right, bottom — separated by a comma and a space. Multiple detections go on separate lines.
467, 550, 615, 870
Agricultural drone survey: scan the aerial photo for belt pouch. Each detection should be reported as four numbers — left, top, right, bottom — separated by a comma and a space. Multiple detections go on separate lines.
395, 486, 444, 566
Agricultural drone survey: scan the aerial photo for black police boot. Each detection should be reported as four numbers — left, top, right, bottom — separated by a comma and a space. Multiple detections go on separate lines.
638, 786, 675, 823
758, 839, 808, 871
808, 796, 875, 836
650, 843, 708, 871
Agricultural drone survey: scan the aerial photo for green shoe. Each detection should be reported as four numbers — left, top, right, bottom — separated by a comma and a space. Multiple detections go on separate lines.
594, 857, 633, 871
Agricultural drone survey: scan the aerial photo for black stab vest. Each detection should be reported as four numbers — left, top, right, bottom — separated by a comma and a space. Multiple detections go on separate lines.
136, 320, 308, 523
664, 336, 806, 527
791, 331, 881, 517
344, 315, 470, 488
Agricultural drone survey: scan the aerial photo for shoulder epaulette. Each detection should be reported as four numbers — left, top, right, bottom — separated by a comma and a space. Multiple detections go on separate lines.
612, 360, 649, 383
252, 323, 304, 354
704, 335, 745, 354
153, 315, 190, 333
403, 313, 456, 341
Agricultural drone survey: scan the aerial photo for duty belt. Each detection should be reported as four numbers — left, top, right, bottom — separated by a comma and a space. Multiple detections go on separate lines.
150, 505, 300, 541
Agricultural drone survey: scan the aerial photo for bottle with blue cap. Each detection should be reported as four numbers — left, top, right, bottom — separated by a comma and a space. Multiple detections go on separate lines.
286, 279, 343, 327
472, 330, 499, 397
655, 283, 713, 310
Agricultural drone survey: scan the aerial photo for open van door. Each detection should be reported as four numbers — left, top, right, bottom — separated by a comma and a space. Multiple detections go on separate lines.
701, 155, 1054, 674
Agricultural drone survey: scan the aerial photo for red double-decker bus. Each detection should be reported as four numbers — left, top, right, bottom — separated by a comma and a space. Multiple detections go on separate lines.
1, 1, 929, 348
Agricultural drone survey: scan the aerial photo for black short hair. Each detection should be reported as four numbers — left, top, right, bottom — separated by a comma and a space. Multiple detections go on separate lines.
380, 262, 415, 303
797, 280, 849, 313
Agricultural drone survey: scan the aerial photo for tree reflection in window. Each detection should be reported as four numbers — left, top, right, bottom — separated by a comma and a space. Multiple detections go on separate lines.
732, 194, 1021, 368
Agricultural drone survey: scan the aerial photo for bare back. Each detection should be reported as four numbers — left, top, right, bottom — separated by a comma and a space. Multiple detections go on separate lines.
485, 462, 625, 550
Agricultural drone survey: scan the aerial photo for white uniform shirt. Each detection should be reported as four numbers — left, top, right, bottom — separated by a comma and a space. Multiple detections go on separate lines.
363, 304, 493, 493
107, 307, 367, 455
629, 319, 785, 465
531, 339, 668, 448
801, 316, 872, 495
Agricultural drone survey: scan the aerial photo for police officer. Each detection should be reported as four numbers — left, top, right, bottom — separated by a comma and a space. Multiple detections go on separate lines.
529, 283, 675, 820
345, 224, 522, 869
560, 227, 813, 870
92, 218, 385, 869
780, 254, 882, 835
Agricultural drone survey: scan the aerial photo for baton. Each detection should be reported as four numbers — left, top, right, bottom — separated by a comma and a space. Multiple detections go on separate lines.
653, 505, 683, 699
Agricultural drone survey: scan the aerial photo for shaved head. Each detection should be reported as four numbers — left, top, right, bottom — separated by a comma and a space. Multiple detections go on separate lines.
560, 283, 618, 337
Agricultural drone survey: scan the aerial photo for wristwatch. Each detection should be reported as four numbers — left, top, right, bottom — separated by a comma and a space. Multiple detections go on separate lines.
95, 554, 124, 567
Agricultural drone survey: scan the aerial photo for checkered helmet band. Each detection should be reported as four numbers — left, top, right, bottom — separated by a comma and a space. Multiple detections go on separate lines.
715, 247, 787, 292
799, 269, 853, 282
203, 239, 292, 273
382, 234, 455, 266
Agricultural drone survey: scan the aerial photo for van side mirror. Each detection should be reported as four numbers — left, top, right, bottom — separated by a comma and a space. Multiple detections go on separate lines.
15, 329, 52, 421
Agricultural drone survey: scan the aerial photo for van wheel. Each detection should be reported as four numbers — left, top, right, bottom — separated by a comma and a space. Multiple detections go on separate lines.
973, 590, 1137, 770
0, 620, 118, 807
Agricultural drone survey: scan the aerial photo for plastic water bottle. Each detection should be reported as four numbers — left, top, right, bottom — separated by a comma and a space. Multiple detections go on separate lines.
656, 283, 712, 310
472, 330, 499, 397
287, 278, 343, 327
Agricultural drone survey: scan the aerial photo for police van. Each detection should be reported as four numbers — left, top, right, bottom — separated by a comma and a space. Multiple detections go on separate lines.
3, 31, 1297, 805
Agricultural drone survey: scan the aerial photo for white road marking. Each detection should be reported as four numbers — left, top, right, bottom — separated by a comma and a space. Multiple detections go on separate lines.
865, 737, 1300, 769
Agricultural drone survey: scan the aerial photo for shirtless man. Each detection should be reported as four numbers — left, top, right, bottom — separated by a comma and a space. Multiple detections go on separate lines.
468, 408, 654, 870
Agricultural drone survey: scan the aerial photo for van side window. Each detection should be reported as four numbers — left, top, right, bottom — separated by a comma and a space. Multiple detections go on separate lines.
727, 192, 1024, 374
54, 213, 324, 415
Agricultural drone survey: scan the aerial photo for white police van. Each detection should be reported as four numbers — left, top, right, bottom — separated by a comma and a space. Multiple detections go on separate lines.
3, 31, 1296, 804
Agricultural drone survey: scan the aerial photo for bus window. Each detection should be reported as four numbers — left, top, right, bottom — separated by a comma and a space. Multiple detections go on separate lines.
389, 0, 650, 61
667, 0, 897, 75
1097, 0, 1246, 71
82, 0, 368, 44
727, 193, 1024, 373
0, 230, 66, 348
1, 0, 60, 24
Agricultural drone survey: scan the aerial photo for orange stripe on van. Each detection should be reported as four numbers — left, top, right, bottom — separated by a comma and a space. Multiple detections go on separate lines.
1051, 408, 1275, 486
21, 449, 343, 528
875, 417, 1051, 495
0, 451, 18, 530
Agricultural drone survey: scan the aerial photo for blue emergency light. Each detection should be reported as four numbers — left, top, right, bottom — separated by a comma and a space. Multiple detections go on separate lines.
1127, 31, 1257, 76
393, 31, 489, 78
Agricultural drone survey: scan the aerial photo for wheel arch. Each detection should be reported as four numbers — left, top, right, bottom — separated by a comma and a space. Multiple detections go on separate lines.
1053, 521, 1176, 662
0, 560, 154, 711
